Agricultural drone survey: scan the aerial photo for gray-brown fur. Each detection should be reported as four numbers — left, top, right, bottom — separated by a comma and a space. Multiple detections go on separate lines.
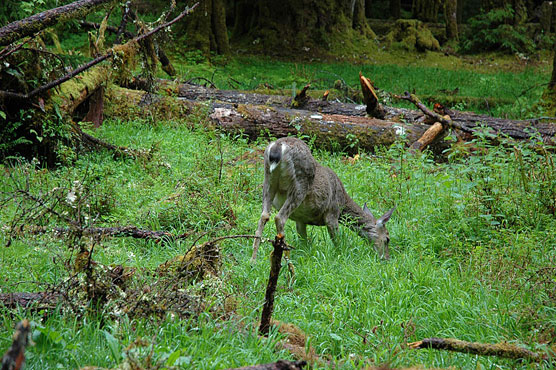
252, 137, 395, 261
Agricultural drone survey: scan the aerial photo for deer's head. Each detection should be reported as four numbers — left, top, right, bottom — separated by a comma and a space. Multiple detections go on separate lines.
360, 204, 395, 260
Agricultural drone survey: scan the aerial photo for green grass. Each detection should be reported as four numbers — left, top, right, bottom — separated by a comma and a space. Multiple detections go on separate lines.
1, 114, 555, 369
170, 53, 550, 119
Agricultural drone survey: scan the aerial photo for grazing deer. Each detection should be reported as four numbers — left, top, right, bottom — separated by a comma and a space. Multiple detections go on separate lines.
251, 137, 395, 261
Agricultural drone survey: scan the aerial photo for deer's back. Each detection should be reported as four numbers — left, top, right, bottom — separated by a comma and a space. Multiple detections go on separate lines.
266, 138, 348, 226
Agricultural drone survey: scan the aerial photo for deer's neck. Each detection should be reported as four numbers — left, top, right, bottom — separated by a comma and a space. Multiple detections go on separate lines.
340, 196, 370, 228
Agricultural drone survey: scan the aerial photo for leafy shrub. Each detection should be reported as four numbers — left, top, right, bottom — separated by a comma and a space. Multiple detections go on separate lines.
460, 5, 535, 54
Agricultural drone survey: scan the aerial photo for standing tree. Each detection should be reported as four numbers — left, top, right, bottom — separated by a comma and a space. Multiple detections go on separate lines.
445, 0, 458, 41
390, 0, 401, 19
412, 0, 441, 22
182, 0, 230, 56
228, 0, 376, 54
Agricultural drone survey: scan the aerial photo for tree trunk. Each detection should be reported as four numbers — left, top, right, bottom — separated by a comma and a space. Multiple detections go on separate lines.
390, 0, 401, 19
212, 0, 231, 54
412, 0, 441, 22
0, 0, 116, 47
365, 0, 373, 18
445, 0, 459, 41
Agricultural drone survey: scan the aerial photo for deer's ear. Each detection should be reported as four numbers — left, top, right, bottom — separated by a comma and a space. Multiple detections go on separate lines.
362, 203, 376, 219
377, 207, 396, 226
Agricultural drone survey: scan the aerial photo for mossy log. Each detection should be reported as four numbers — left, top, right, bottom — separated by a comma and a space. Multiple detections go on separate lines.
178, 83, 556, 146
0, 0, 116, 47
206, 102, 432, 154
408, 337, 552, 363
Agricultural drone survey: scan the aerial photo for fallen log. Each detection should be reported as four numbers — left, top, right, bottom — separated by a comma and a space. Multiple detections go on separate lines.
0, 0, 116, 47
22, 225, 192, 241
408, 337, 552, 363
0, 292, 60, 309
177, 83, 556, 145
222, 360, 307, 370
205, 102, 440, 154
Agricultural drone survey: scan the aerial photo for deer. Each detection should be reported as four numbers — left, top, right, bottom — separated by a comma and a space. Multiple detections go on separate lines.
251, 137, 395, 262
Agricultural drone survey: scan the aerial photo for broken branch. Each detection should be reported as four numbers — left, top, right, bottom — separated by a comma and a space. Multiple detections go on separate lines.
408, 337, 552, 363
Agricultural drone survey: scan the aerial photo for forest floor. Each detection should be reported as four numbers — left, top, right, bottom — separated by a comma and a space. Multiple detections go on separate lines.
1, 43, 556, 369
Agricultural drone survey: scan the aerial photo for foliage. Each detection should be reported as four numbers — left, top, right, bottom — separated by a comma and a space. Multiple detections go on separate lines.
460, 5, 536, 54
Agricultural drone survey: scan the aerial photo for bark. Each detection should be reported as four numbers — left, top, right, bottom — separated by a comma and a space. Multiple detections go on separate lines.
408, 337, 551, 363
389, 0, 401, 19
0, 292, 60, 309
177, 84, 556, 146
222, 361, 307, 370
82, 86, 104, 127
212, 0, 231, 54
205, 102, 431, 154
410, 121, 444, 152
359, 73, 385, 118
0, 0, 116, 47
445, 0, 459, 41
259, 236, 286, 336
540, 1, 553, 33
412, 0, 441, 22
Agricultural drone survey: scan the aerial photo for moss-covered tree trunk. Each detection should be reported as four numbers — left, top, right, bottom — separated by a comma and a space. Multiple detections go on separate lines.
184, 0, 230, 56
412, 0, 441, 22
229, 0, 376, 52
445, 0, 458, 41
0, 0, 116, 46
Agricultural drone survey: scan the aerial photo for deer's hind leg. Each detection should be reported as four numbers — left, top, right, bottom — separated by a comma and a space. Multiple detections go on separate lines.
295, 221, 308, 242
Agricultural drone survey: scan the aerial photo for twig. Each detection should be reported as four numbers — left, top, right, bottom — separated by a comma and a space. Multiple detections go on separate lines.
259, 235, 286, 335
396, 91, 469, 132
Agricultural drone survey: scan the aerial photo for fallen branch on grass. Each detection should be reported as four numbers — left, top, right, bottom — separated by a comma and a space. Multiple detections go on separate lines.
24, 225, 193, 242
222, 360, 307, 370
408, 337, 552, 363
259, 235, 288, 336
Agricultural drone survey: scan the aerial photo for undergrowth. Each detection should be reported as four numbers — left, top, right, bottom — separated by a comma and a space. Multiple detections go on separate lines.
0, 115, 555, 369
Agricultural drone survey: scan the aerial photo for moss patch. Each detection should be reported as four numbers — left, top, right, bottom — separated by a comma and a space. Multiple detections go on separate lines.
384, 19, 440, 52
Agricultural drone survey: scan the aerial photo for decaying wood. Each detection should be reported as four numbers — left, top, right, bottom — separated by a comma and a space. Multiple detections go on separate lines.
0, 0, 116, 47
1, 320, 31, 370
0, 293, 60, 309
410, 121, 444, 152
178, 84, 556, 146
408, 337, 552, 363
205, 101, 435, 154
292, 84, 311, 108
82, 86, 104, 127
260, 235, 287, 336
23, 225, 192, 241
222, 360, 307, 370
359, 72, 385, 118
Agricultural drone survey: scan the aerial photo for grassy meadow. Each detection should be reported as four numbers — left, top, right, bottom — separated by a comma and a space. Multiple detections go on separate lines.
1, 54, 555, 369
